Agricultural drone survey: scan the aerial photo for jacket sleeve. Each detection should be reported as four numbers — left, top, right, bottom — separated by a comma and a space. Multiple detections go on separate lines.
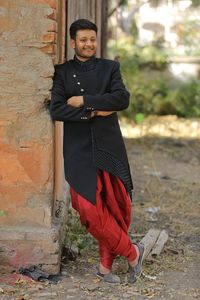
50, 65, 91, 122
83, 61, 130, 112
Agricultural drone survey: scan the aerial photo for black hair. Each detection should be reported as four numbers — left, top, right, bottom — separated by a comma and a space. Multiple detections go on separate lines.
69, 19, 98, 40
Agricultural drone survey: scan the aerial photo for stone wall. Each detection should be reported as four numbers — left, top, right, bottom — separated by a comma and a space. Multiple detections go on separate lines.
0, 0, 64, 274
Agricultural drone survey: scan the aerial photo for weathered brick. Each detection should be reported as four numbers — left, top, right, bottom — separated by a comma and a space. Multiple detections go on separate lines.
40, 241, 60, 254
41, 239, 61, 253
0, 17, 12, 31
0, 227, 62, 273
0, 151, 32, 185
42, 263, 60, 274
15, 207, 45, 226
44, 0, 57, 9
0, 186, 29, 209
43, 206, 52, 227
43, 32, 56, 43
40, 44, 56, 55
0, 7, 54, 47
41, 254, 60, 264
17, 141, 53, 186
0, 48, 54, 93
26, 0, 57, 9
47, 10, 57, 21
0, 230, 25, 241
47, 21, 57, 32
27, 193, 52, 209
4, 0, 56, 9
0, 0, 17, 9
25, 228, 59, 242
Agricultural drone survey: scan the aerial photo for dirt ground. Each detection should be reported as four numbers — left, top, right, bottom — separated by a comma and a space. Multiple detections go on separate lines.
1, 116, 200, 300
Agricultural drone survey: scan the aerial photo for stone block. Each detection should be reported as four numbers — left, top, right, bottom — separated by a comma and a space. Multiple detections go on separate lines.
0, 150, 33, 186
43, 207, 52, 227
0, 48, 54, 94
25, 228, 59, 243
0, 186, 29, 210
0, 230, 25, 241
41, 254, 60, 264
15, 207, 46, 227
40, 241, 60, 254
27, 193, 52, 209
42, 263, 60, 274
47, 21, 57, 32
26, 0, 57, 9
0, 225, 62, 274
47, 10, 57, 21
17, 141, 53, 187
0, 0, 66, 277
0, 16, 12, 31
0, 4, 54, 47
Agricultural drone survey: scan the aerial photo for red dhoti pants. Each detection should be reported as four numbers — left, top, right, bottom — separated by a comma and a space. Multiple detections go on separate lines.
70, 170, 137, 270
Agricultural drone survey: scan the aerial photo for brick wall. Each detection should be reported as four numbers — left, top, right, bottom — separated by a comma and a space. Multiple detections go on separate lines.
0, 0, 64, 274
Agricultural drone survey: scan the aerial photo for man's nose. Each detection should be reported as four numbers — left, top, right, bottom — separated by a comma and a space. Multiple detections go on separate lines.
85, 40, 92, 46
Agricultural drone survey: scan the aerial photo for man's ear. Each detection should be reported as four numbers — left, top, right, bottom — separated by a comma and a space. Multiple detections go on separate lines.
70, 39, 75, 49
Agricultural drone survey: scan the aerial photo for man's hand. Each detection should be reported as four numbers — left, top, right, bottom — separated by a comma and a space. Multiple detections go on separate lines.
67, 96, 84, 108
96, 111, 116, 117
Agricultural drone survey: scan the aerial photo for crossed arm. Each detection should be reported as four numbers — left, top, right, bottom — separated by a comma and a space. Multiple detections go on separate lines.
67, 96, 115, 117
50, 61, 129, 122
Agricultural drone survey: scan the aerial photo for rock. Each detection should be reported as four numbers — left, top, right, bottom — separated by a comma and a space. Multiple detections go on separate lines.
82, 283, 99, 291
0, 283, 16, 293
31, 291, 57, 297
122, 292, 132, 298
61, 269, 68, 276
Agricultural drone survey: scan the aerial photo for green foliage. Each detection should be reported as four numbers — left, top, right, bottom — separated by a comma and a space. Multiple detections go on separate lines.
108, 38, 168, 69
64, 209, 96, 251
129, 18, 139, 42
178, 18, 200, 56
134, 113, 145, 124
118, 55, 200, 119
191, 0, 200, 7
109, 32, 200, 119
122, 63, 200, 118
140, 44, 168, 69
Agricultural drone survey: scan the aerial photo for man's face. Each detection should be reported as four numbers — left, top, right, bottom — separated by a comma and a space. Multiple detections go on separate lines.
71, 29, 97, 61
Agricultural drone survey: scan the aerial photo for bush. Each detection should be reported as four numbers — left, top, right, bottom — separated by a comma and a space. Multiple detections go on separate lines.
108, 39, 200, 119
108, 38, 168, 69
64, 209, 96, 251
119, 57, 200, 119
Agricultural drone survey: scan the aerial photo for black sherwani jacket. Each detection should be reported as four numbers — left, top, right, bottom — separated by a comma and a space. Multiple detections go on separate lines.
50, 55, 133, 204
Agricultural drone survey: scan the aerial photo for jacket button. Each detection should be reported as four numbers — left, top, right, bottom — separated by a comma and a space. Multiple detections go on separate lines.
81, 89, 84, 92
73, 74, 76, 77
77, 82, 80, 85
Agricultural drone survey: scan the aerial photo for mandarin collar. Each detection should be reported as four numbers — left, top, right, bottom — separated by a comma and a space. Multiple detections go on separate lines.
72, 55, 97, 72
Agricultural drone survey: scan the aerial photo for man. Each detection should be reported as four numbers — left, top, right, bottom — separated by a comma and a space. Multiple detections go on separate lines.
50, 19, 144, 284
